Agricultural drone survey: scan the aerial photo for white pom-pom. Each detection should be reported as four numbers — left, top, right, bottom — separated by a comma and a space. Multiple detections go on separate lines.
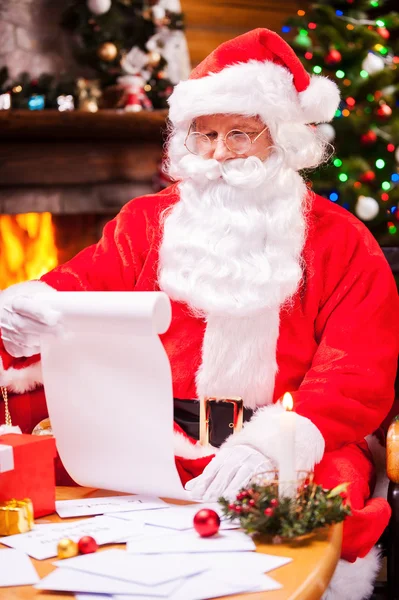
355, 196, 380, 221
299, 76, 340, 124
87, 0, 111, 15
361, 53, 385, 75
316, 123, 335, 142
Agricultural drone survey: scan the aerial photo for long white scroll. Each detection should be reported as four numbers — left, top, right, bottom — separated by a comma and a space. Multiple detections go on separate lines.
38, 291, 190, 500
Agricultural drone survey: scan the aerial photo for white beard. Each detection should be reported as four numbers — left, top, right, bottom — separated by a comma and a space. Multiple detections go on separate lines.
158, 152, 308, 408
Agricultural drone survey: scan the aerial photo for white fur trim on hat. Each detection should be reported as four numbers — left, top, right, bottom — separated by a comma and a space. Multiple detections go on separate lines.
221, 401, 325, 472
322, 547, 381, 600
168, 60, 340, 126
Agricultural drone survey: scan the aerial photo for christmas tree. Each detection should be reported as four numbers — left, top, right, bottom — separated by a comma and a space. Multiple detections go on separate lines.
282, 0, 399, 245
0, 0, 190, 112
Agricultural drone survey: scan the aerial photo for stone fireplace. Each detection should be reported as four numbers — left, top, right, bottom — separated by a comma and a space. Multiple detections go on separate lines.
0, 109, 167, 288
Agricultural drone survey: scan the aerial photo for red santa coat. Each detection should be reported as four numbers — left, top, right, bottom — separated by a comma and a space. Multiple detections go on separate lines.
0, 183, 398, 563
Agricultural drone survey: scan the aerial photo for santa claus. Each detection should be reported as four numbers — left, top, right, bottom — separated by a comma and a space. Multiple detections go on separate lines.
0, 29, 398, 599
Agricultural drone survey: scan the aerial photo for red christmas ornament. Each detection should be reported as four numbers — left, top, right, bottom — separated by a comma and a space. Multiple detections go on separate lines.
325, 49, 342, 65
270, 498, 279, 508
264, 507, 274, 517
360, 170, 376, 183
193, 509, 220, 537
377, 27, 390, 40
361, 131, 377, 145
78, 536, 98, 554
376, 105, 392, 119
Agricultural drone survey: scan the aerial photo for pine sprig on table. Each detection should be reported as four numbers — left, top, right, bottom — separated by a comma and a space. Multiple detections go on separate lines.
219, 478, 351, 541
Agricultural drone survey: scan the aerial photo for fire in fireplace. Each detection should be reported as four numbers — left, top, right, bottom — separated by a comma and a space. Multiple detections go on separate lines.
0, 212, 57, 289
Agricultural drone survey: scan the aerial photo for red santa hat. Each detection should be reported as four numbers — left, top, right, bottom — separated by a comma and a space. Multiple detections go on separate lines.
168, 28, 340, 127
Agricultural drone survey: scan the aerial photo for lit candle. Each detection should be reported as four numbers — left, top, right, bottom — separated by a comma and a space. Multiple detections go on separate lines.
278, 392, 296, 499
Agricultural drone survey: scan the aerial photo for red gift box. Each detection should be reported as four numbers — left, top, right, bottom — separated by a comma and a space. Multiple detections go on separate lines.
0, 434, 56, 518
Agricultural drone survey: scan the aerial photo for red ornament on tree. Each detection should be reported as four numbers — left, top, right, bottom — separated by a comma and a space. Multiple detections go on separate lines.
361, 131, 377, 145
376, 27, 390, 40
360, 170, 376, 183
325, 49, 342, 65
376, 105, 392, 119
264, 507, 274, 517
193, 509, 221, 537
78, 536, 98, 554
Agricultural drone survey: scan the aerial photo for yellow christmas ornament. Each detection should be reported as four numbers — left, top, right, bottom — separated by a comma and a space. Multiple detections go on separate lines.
97, 42, 118, 62
57, 538, 79, 559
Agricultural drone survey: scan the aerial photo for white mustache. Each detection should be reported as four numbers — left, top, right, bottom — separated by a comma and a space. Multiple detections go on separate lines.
177, 154, 283, 189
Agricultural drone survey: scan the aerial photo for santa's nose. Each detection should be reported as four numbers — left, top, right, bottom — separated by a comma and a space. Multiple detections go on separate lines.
211, 137, 235, 162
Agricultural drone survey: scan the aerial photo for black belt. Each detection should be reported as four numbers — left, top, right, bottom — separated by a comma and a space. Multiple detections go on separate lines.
174, 398, 254, 448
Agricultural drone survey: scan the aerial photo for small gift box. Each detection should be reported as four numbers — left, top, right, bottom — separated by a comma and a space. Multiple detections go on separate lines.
0, 433, 56, 518
0, 498, 34, 536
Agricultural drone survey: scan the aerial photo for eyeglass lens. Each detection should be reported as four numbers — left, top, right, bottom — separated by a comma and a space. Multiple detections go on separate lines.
185, 130, 252, 156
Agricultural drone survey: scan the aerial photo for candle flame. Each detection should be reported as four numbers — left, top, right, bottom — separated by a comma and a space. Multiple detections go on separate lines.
282, 392, 293, 411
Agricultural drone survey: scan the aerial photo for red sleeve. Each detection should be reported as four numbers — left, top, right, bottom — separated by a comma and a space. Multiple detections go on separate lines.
41, 199, 149, 292
294, 216, 398, 452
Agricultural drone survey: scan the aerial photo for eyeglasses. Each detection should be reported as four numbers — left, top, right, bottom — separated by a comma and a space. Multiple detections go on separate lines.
184, 125, 269, 156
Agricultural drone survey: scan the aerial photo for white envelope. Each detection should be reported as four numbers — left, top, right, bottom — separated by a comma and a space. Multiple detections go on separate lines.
0, 549, 39, 587
188, 551, 292, 573
167, 570, 282, 600
56, 495, 167, 518
35, 567, 181, 596
131, 503, 239, 531
128, 529, 256, 554
53, 548, 208, 586
0, 515, 142, 560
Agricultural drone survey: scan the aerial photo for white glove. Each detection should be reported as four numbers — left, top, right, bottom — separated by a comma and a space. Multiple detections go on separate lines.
185, 445, 272, 502
0, 282, 60, 358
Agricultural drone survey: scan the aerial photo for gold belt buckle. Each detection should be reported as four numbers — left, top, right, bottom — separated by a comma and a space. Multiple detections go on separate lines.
199, 396, 244, 446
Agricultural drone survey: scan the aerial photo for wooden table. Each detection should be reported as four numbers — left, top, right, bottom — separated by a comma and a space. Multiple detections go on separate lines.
0, 486, 343, 600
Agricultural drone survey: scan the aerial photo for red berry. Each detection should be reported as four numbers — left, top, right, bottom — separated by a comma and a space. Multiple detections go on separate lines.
235, 505, 243, 514
228, 503, 236, 511
264, 507, 274, 517
249, 499, 256, 507
236, 492, 247, 501
270, 498, 279, 508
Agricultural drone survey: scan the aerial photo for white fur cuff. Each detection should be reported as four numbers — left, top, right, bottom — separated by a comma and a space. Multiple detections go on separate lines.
221, 401, 325, 473
323, 547, 381, 600
173, 431, 217, 460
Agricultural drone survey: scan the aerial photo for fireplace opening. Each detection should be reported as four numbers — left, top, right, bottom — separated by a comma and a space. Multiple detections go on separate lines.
0, 212, 112, 290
